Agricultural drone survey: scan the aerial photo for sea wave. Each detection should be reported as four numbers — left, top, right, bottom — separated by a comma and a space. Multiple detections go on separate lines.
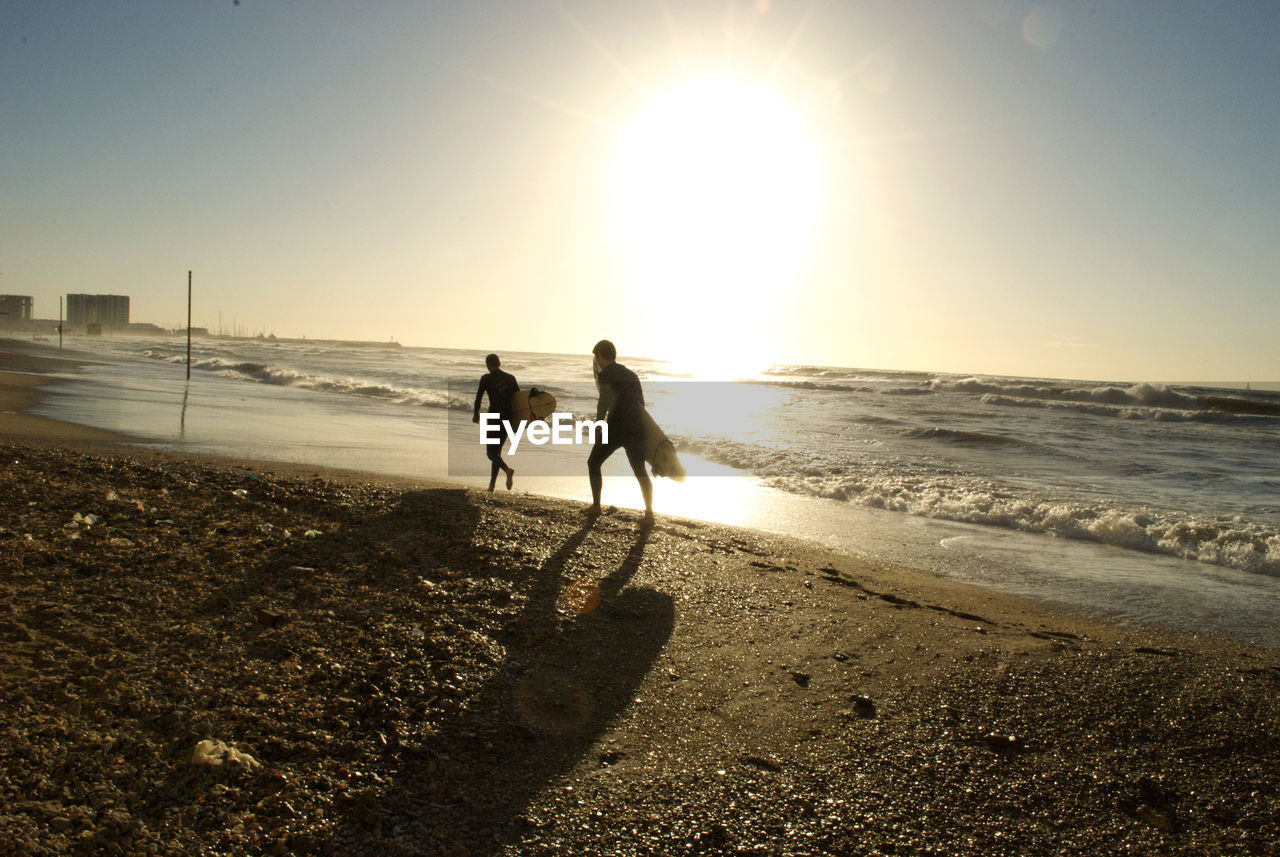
674, 435, 1279, 577
899, 427, 1025, 447
181, 356, 456, 409
763, 365, 934, 383
1205, 396, 1280, 417
935, 378, 1203, 408
980, 394, 1277, 423
913, 376, 1280, 423
762, 373, 1280, 420
761, 472, 1280, 576
764, 379, 878, 394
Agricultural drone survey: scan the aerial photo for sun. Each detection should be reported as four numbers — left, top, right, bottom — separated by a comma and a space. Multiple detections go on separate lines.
610, 76, 822, 370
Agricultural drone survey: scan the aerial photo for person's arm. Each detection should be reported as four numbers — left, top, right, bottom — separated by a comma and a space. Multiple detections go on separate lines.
596, 382, 616, 422
473, 376, 486, 421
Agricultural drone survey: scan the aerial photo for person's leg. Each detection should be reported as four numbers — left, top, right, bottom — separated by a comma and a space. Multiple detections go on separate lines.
623, 442, 653, 523
487, 451, 501, 492
499, 418, 515, 489
486, 429, 507, 492
586, 439, 617, 511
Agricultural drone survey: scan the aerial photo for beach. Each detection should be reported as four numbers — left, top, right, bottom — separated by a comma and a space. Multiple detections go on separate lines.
2, 354, 1279, 856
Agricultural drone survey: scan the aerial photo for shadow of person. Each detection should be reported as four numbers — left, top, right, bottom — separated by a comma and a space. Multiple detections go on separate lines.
601, 524, 650, 598
508, 520, 662, 738
323, 516, 674, 855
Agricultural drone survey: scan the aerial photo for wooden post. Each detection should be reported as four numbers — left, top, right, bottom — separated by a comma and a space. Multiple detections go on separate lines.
186, 271, 192, 379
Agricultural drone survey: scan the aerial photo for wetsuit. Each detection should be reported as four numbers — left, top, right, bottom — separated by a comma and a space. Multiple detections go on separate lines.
588, 362, 651, 500
474, 368, 519, 483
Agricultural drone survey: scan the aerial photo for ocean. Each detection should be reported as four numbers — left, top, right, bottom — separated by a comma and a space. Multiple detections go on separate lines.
19, 334, 1280, 646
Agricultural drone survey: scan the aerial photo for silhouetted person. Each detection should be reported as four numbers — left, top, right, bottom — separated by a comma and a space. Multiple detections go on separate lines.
473, 353, 518, 492
587, 339, 653, 525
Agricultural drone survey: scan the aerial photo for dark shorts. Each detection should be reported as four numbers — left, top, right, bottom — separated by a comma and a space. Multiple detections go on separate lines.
588, 421, 647, 477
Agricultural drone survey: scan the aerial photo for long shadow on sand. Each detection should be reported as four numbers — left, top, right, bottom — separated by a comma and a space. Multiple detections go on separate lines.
323, 509, 674, 855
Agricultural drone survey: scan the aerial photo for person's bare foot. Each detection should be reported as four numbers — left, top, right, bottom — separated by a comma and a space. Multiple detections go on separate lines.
583, 504, 602, 518
641, 510, 655, 528
506, 468, 515, 490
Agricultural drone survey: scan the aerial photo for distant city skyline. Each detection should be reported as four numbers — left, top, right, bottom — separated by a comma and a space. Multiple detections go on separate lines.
4, 1, 1279, 381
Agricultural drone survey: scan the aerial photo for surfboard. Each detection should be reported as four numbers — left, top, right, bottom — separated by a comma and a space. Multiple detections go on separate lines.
641, 409, 686, 481
513, 388, 556, 422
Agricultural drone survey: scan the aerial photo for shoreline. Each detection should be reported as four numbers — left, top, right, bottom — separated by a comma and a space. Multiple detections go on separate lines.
7, 341, 1280, 651
2, 350, 1279, 853
0, 348, 143, 450
4, 343, 1279, 646
0, 346, 457, 490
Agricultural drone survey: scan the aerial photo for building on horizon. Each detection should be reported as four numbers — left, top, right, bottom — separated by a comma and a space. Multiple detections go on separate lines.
0, 295, 34, 322
67, 293, 130, 328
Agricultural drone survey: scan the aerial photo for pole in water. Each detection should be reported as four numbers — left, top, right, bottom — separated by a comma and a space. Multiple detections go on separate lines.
186, 271, 192, 380
59, 296, 63, 350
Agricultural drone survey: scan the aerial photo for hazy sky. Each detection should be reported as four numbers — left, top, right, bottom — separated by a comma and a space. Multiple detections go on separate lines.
4, 1, 1278, 380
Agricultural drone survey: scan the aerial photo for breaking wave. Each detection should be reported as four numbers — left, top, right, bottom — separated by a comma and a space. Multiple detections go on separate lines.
761, 371, 1280, 422
142, 351, 456, 409
775, 473, 1280, 576
675, 436, 1280, 577
925, 378, 1280, 423
935, 378, 1201, 408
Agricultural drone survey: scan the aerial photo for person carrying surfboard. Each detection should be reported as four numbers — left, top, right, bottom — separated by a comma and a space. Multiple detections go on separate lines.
586, 339, 654, 526
473, 353, 518, 492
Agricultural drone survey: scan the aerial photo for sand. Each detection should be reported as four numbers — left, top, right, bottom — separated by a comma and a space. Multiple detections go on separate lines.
1, 348, 1278, 856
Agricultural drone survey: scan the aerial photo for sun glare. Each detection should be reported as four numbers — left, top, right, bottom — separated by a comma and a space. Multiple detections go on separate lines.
611, 77, 821, 371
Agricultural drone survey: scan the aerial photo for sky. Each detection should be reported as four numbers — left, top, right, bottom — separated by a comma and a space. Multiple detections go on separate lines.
3, 1, 1278, 382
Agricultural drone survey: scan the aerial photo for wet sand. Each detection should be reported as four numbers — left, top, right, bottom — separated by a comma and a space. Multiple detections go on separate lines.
1, 347, 1278, 855
0, 348, 137, 447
